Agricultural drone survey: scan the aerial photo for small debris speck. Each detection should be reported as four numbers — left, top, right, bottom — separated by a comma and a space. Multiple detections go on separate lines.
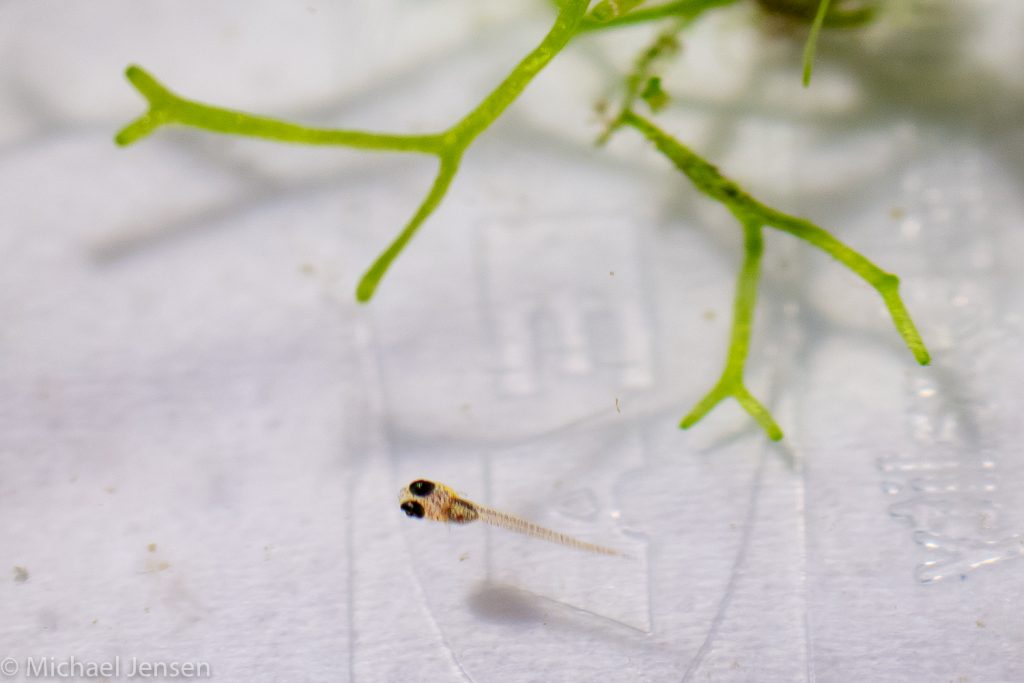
147, 543, 157, 553
614, 397, 622, 414
13, 566, 29, 582
703, 309, 716, 321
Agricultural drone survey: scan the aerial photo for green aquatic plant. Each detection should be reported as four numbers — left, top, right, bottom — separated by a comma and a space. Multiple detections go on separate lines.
116, 0, 928, 440
618, 108, 927, 439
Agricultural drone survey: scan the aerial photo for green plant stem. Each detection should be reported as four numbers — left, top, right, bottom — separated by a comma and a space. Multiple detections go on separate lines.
801, 0, 832, 86
115, 66, 442, 153
115, 2, 920, 440
589, 0, 648, 24
579, 0, 739, 32
117, 0, 591, 301
355, 156, 460, 302
450, 0, 587, 144
621, 109, 929, 437
680, 220, 784, 439
596, 25, 682, 146
355, 0, 589, 300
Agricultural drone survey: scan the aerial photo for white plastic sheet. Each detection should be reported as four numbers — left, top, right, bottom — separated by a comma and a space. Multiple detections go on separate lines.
2, 1, 1022, 680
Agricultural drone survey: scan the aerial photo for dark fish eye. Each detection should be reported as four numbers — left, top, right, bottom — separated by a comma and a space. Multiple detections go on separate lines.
401, 501, 425, 518
409, 480, 435, 497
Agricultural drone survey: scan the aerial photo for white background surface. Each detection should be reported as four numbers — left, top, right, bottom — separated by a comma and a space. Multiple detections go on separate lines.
2, 1, 1023, 681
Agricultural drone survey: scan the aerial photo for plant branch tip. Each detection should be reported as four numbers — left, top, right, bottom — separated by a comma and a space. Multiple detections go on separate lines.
123, 65, 174, 105
114, 116, 157, 147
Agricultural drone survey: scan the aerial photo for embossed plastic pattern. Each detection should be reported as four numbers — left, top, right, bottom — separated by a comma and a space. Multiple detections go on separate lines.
1, 1, 1022, 681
